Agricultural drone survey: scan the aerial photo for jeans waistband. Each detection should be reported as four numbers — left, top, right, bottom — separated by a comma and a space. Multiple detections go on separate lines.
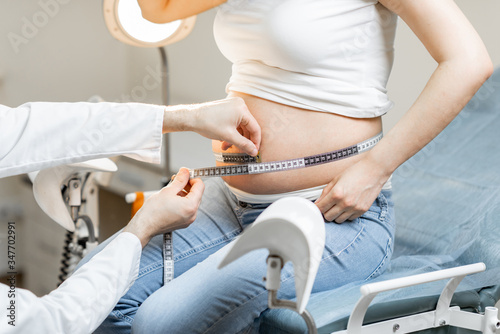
225, 182, 326, 205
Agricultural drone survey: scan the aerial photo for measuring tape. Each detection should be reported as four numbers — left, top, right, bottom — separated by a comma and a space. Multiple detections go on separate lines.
163, 131, 383, 284
163, 232, 174, 283
189, 132, 382, 178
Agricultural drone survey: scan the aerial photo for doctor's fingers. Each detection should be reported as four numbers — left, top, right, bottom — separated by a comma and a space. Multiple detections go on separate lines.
238, 109, 261, 151
166, 168, 191, 193
166, 170, 205, 201
225, 128, 259, 156
174, 179, 204, 225
184, 178, 205, 203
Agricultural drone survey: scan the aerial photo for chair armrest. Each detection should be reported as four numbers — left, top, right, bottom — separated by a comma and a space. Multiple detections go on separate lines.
346, 263, 486, 334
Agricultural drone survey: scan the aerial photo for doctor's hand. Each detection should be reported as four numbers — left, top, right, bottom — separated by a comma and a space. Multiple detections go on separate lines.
315, 159, 389, 223
123, 168, 204, 248
163, 97, 261, 156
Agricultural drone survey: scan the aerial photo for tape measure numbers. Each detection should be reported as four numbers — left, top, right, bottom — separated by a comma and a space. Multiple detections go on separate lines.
162, 132, 383, 285
163, 232, 174, 284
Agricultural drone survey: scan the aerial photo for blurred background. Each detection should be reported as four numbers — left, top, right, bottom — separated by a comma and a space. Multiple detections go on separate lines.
0, 0, 499, 295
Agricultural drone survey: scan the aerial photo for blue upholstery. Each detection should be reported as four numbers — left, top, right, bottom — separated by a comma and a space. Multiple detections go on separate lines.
260, 68, 500, 333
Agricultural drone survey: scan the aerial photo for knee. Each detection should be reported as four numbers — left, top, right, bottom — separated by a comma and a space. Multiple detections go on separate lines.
95, 310, 134, 334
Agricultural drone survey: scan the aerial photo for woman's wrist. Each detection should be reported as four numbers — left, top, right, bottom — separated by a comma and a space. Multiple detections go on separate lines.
362, 149, 395, 182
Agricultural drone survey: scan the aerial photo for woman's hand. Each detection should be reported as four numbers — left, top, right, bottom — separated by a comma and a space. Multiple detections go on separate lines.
123, 168, 204, 247
315, 158, 389, 223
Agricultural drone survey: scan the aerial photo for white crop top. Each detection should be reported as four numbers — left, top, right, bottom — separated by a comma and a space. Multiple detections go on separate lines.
214, 0, 398, 118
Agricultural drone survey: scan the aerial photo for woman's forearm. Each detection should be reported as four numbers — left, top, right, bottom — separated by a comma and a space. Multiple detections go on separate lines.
138, 0, 226, 23
371, 0, 494, 176
366, 58, 493, 176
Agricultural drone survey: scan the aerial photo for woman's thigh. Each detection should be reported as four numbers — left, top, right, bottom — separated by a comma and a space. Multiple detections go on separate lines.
129, 190, 395, 334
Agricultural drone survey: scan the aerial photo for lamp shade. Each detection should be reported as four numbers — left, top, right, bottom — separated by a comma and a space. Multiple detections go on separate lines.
103, 0, 196, 47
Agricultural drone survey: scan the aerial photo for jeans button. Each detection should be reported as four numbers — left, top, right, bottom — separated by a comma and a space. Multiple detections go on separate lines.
239, 201, 248, 208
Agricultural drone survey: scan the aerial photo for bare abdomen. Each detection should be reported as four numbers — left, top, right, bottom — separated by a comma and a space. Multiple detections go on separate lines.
211, 92, 383, 194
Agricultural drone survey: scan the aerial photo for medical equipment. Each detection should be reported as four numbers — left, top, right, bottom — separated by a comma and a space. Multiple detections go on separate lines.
219, 197, 326, 333
103, 0, 195, 48
32, 159, 116, 282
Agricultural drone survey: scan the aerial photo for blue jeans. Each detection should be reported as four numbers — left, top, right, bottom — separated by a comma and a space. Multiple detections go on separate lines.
79, 178, 395, 334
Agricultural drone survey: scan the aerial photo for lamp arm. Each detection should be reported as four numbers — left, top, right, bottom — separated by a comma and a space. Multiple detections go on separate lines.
158, 46, 172, 179
158, 47, 169, 106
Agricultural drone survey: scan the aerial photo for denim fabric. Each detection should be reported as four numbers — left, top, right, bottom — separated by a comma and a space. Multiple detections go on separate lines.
79, 178, 395, 334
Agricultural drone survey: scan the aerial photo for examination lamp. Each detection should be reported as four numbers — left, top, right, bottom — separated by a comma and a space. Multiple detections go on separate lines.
103, 0, 196, 48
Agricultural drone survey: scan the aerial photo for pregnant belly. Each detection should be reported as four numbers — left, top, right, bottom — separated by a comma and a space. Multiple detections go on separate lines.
211, 92, 383, 194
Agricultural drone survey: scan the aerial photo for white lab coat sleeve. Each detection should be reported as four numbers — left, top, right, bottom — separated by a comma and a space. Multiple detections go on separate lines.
0, 232, 142, 334
0, 102, 164, 178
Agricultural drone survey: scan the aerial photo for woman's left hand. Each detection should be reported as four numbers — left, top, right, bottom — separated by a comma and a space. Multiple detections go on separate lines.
315, 158, 389, 223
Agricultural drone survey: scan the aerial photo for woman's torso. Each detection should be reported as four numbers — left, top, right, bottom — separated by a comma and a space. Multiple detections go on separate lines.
212, 0, 397, 194
212, 92, 382, 194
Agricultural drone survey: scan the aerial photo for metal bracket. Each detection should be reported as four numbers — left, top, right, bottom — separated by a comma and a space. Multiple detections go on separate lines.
337, 263, 499, 334
266, 256, 318, 334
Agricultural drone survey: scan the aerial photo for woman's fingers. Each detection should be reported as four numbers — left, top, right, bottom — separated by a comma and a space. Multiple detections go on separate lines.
323, 205, 340, 222
323, 203, 361, 223
334, 211, 354, 224
314, 182, 334, 208
316, 184, 365, 223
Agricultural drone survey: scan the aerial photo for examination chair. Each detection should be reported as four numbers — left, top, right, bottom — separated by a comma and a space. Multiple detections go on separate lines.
257, 69, 500, 333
